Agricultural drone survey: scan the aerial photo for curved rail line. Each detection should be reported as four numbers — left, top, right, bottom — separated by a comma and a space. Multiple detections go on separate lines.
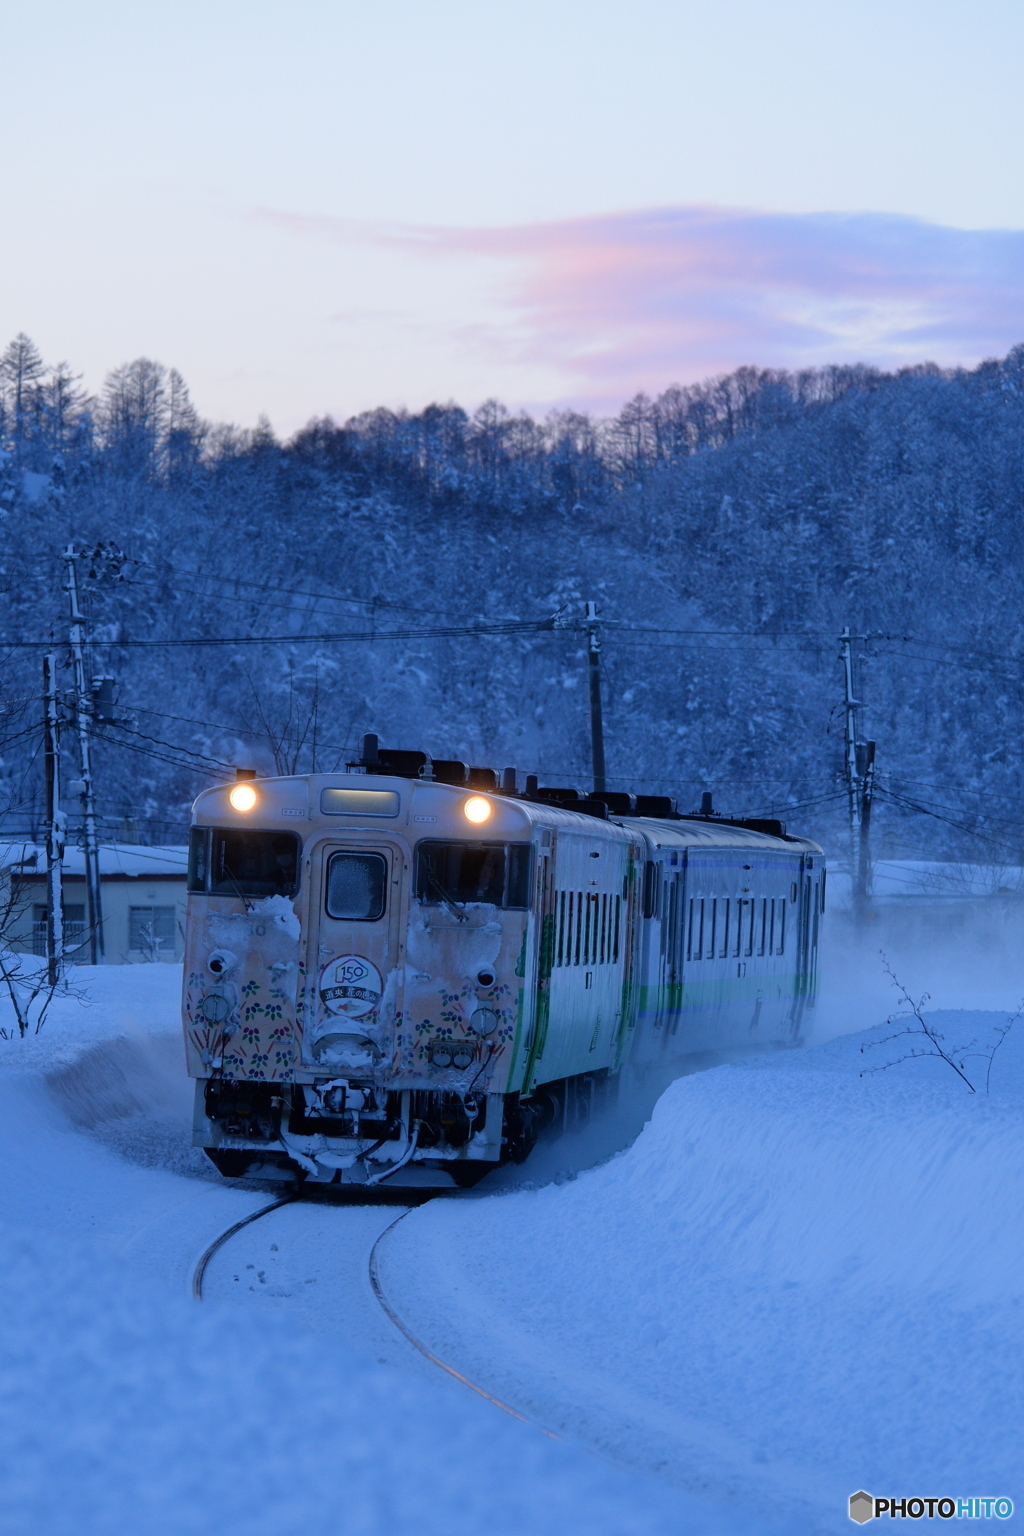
368, 1209, 561, 1440
191, 1196, 560, 1442
191, 1196, 296, 1300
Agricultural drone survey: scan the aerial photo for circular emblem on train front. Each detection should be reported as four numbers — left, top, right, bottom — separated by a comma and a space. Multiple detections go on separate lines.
319, 955, 383, 1020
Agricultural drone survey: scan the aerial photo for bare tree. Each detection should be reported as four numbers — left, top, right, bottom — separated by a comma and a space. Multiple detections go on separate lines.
0, 847, 79, 1038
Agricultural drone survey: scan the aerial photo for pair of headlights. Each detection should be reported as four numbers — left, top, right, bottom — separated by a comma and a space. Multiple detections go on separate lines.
227, 782, 493, 823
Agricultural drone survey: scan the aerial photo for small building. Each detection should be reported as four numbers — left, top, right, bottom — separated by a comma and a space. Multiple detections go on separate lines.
0, 843, 189, 963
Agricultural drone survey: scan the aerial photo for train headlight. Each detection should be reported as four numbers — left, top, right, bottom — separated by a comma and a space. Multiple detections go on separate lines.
464, 795, 492, 824
229, 783, 258, 812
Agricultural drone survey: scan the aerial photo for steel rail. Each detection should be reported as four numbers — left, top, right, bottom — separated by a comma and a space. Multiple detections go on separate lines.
367, 1209, 561, 1440
191, 1196, 296, 1300
191, 1194, 560, 1442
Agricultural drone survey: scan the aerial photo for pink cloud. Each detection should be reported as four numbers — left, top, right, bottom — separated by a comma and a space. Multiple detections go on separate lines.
255, 204, 1024, 407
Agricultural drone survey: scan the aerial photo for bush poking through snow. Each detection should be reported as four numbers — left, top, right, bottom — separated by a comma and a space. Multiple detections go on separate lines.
860, 953, 1021, 1092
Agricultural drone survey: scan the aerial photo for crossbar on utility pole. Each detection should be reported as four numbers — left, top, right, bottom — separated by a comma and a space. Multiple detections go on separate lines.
585, 601, 607, 794
64, 545, 104, 963
43, 652, 65, 986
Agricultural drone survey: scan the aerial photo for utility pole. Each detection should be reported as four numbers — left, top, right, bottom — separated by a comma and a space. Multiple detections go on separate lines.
840, 626, 862, 843
63, 545, 104, 963
585, 600, 607, 794
856, 739, 876, 917
841, 626, 877, 921
42, 653, 65, 986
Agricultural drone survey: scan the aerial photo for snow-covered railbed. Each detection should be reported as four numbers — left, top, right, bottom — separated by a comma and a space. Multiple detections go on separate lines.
377, 1015, 1024, 1531
0, 968, 750, 1536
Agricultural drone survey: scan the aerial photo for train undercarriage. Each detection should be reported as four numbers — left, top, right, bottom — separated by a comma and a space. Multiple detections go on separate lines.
197, 1071, 613, 1189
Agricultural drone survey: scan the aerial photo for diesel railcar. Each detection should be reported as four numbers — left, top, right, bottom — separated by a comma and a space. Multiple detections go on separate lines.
183, 742, 824, 1188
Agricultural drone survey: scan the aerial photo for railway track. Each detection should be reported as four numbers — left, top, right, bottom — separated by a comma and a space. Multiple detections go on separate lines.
190, 1195, 558, 1439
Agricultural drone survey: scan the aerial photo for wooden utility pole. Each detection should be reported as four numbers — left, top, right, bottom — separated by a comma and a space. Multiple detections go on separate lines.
841, 626, 877, 920
42, 652, 65, 985
856, 739, 877, 917
64, 546, 104, 962
840, 626, 861, 843
585, 600, 607, 794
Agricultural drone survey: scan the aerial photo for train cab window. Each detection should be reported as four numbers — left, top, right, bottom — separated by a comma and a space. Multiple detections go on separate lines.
415, 841, 532, 909
325, 852, 387, 921
190, 827, 300, 897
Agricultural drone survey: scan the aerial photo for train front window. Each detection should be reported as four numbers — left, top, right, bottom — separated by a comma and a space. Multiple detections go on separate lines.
325, 852, 387, 921
192, 828, 300, 897
415, 841, 532, 909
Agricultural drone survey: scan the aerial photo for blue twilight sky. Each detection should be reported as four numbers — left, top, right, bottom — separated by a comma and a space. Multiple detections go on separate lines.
3, 0, 1024, 430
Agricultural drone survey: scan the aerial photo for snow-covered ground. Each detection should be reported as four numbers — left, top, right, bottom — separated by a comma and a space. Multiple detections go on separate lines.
0, 939, 1021, 1535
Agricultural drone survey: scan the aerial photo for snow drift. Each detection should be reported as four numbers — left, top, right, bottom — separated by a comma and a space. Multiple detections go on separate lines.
380, 1013, 1024, 1531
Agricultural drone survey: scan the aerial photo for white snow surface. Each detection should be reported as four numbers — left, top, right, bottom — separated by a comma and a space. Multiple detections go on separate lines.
0, 969, 736, 1536
383, 1020, 1024, 1530
1, 964, 1021, 1534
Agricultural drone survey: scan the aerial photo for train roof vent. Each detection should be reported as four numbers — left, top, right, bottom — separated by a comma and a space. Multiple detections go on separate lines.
684, 810, 788, 838
376, 748, 427, 778
591, 791, 633, 814
467, 766, 497, 790
431, 759, 467, 785
575, 798, 609, 819
536, 786, 579, 803
633, 795, 678, 817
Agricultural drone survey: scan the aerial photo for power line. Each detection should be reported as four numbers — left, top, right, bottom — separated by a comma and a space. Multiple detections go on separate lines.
2, 616, 558, 651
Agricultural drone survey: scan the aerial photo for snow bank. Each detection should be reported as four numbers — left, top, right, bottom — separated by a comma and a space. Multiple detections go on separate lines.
0, 966, 750, 1536
381, 1013, 1024, 1532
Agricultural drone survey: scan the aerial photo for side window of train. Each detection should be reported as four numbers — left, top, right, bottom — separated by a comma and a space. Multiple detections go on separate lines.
325, 852, 387, 921
757, 898, 767, 956
718, 897, 730, 959
766, 897, 786, 955
687, 897, 703, 960
643, 861, 658, 919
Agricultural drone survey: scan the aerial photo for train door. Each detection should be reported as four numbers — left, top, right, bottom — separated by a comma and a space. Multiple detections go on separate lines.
302, 835, 407, 1072
653, 856, 686, 1036
795, 856, 821, 1011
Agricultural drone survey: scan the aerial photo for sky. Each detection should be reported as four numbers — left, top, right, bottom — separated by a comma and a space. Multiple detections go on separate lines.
3, 0, 1024, 432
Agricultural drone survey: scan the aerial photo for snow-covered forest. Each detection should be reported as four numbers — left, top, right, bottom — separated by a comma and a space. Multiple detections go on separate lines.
3, 331, 1024, 863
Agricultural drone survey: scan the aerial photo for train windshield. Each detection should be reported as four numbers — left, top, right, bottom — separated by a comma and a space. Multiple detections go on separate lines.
188, 827, 300, 897
415, 841, 531, 909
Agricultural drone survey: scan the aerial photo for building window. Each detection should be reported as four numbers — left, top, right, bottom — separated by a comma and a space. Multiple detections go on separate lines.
32, 904, 85, 957
129, 905, 176, 955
